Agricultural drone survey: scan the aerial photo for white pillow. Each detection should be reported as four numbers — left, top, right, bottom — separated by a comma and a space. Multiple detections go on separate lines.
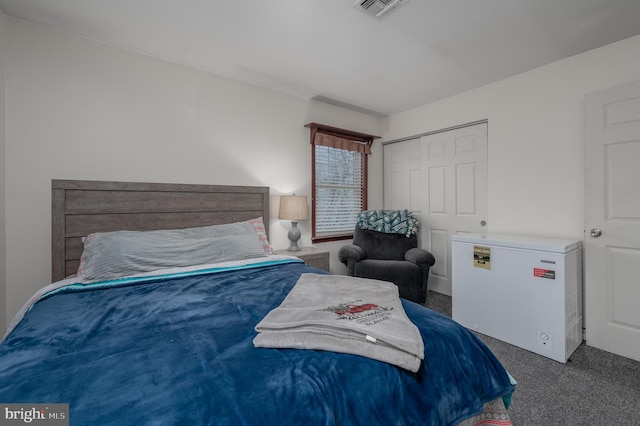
78, 221, 268, 281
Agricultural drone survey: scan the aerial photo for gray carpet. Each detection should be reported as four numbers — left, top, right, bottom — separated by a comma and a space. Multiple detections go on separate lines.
423, 291, 640, 425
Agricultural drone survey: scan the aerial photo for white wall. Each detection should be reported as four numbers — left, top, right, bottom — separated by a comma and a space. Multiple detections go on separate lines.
378, 35, 640, 241
0, 10, 7, 333
3, 18, 380, 324
6, 17, 638, 328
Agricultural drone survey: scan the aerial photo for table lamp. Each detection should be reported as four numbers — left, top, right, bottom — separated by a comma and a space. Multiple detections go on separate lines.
279, 195, 308, 251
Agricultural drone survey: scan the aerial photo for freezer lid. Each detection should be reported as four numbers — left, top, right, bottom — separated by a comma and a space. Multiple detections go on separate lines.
450, 233, 581, 253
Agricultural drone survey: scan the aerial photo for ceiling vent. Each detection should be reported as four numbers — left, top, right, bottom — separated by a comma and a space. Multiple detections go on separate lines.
353, 0, 409, 21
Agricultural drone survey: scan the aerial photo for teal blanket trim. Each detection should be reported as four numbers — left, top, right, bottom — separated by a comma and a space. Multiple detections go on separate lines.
38, 258, 305, 304
357, 209, 419, 237
502, 372, 518, 409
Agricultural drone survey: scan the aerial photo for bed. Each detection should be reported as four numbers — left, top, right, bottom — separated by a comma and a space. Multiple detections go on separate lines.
0, 180, 515, 425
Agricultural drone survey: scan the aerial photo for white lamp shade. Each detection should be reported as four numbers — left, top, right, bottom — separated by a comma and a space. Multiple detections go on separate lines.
279, 195, 308, 221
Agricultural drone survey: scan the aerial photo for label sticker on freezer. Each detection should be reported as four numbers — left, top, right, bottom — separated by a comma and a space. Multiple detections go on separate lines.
473, 246, 491, 270
534, 268, 556, 279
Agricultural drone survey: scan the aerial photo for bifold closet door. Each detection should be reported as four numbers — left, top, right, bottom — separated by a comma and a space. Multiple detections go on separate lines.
383, 122, 488, 296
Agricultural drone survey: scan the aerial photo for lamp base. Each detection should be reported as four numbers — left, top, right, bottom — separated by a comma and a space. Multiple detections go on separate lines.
287, 221, 301, 251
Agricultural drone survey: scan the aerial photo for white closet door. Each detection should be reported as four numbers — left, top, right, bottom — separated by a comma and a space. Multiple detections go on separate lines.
421, 123, 488, 295
383, 123, 488, 296
383, 138, 422, 212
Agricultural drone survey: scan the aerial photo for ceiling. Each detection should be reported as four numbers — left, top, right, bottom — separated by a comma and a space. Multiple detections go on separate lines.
1, 0, 640, 117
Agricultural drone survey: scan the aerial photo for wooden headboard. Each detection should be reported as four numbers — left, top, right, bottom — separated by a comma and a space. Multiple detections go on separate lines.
52, 180, 270, 282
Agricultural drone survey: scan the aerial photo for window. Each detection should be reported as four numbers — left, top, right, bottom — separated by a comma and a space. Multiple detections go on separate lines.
305, 123, 379, 243
314, 144, 363, 238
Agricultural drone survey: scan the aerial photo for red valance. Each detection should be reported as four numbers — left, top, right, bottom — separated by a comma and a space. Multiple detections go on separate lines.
313, 133, 372, 155
306, 122, 378, 155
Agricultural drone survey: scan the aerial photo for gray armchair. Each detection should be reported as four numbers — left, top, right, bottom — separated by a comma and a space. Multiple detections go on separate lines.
338, 226, 436, 303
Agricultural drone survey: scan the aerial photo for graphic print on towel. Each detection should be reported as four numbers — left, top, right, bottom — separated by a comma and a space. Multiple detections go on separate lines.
324, 302, 392, 326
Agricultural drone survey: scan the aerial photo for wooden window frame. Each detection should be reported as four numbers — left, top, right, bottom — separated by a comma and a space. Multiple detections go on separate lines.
305, 123, 379, 243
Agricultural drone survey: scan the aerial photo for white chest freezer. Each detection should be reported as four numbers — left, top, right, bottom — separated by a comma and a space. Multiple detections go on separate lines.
451, 233, 583, 363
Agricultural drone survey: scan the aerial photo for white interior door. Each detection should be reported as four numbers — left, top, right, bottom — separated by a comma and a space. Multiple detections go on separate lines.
584, 80, 640, 362
421, 123, 488, 295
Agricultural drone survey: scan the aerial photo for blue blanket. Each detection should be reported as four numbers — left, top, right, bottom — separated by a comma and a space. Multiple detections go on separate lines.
0, 260, 514, 425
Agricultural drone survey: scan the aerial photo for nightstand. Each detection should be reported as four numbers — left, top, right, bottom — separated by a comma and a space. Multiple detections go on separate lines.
274, 247, 330, 272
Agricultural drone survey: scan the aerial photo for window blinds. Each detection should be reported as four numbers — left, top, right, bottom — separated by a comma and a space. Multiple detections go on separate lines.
314, 145, 364, 236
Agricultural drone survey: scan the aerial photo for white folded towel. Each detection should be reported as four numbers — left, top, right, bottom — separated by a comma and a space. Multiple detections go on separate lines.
253, 273, 424, 372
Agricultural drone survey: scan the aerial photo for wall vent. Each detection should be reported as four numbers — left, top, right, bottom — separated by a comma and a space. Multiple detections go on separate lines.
353, 0, 409, 21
